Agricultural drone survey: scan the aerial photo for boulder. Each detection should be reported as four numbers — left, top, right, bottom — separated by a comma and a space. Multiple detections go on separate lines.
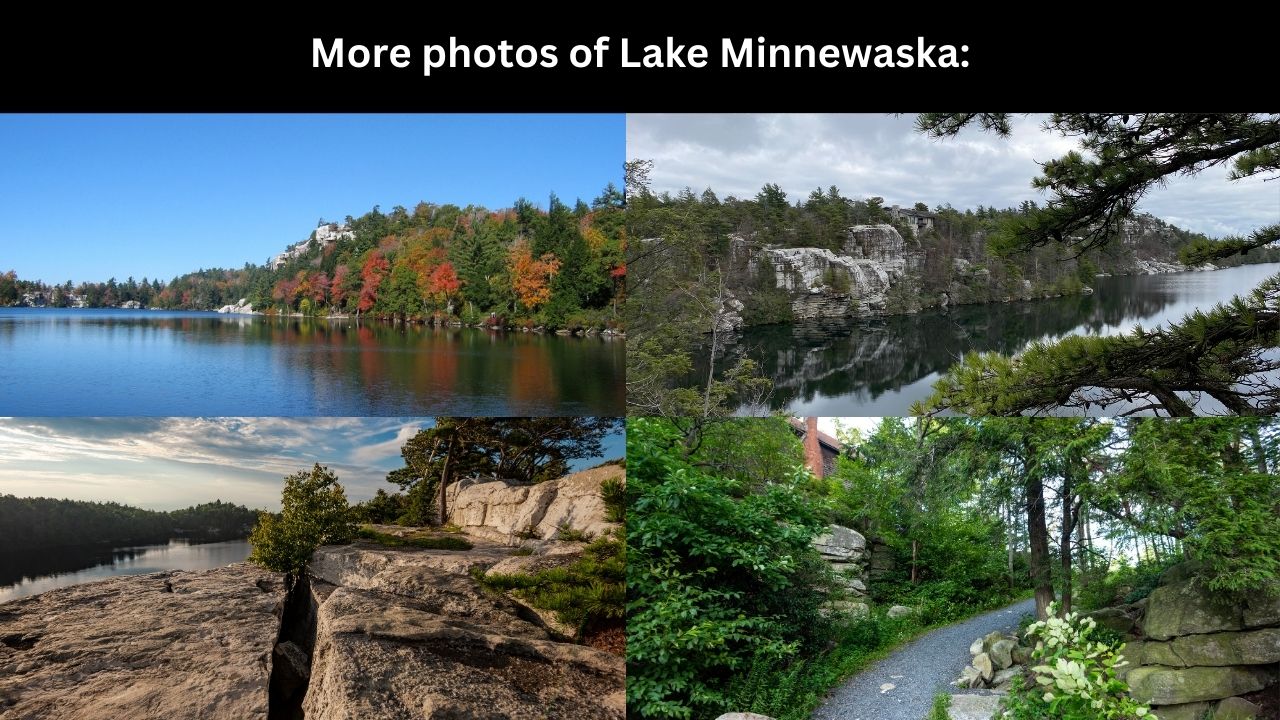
0, 564, 284, 720
447, 465, 623, 544
1214, 696, 1263, 719
1242, 583, 1280, 628
954, 665, 982, 688
1116, 640, 1145, 681
969, 637, 985, 656
1144, 576, 1244, 640
989, 638, 1017, 670
303, 586, 624, 720
991, 666, 1021, 690
1084, 605, 1137, 635
830, 601, 871, 618
715, 714, 777, 720
812, 525, 868, 561
1010, 644, 1033, 666
972, 652, 994, 683
947, 693, 1003, 720
887, 605, 915, 619
1142, 628, 1280, 667
1150, 701, 1215, 720
1126, 665, 1272, 705
485, 549, 584, 578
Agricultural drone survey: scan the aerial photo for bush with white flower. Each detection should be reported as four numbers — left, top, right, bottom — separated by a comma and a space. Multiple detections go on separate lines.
1000, 602, 1154, 720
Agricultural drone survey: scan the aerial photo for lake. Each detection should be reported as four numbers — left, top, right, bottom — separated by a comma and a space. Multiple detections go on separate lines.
708, 263, 1280, 416
0, 310, 624, 415
0, 538, 251, 603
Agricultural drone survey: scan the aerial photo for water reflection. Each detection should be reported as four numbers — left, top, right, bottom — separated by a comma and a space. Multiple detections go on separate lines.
0, 311, 624, 415
0, 539, 251, 602
701, 263, 1280, 415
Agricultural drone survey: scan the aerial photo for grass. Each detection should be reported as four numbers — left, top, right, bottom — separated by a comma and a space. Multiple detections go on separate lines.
356, 526, 473, 551
927, 692, 952, 720
556, 523, 595, 542
475, 533, 625, 636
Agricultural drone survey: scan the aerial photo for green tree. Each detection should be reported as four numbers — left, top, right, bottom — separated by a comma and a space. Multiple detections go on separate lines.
248, 463, 356, 574
914, 113, 1280, 416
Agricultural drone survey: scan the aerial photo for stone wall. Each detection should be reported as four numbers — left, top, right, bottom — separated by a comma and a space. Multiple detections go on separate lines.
812, 524, 871, 615
1090, 565, 1280, 719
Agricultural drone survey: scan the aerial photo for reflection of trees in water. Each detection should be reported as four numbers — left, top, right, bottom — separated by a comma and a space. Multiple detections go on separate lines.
696, 282, 1183, 410
0, 545, 145, 587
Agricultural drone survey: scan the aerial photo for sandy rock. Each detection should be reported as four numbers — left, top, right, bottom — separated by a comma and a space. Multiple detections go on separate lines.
303, 587, 624, 720
812, 525, 867, 561
973, 652, 994, 683
969, 637, 985, 656
447, 465, 623, 544
0, 563, 284, 720
887, 605, 915, 619
716, 714, 777, 720
989, 638, 1016, 670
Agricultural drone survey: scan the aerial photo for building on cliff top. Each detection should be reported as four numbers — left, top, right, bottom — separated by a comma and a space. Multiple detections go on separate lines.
791, 417, 844, 479
890, 205, 936, 234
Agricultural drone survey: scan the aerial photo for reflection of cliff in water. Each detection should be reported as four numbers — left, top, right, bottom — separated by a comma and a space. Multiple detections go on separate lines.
698, 277, 1183, 410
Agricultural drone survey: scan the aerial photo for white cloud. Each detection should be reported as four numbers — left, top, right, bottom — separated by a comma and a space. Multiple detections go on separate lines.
628, 114, 1280, 238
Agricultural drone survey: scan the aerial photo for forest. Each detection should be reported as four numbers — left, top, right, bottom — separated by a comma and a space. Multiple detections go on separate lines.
0, 497, 259, 551
626, 416, 1280, 720
2, 186, 626, 332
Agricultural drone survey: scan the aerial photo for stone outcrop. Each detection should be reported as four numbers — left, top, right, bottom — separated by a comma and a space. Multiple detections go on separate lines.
446, 464, 623, 544
303, 540, 624, 719
217, 298, 255, 314
812, 525, 872, 615
271, 223, 353, 270
953, 630, 1035, 691
1109, 566, 1280, 718
0, 563, 285, 719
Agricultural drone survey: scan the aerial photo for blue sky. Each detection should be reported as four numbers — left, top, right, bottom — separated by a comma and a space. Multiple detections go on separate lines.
1, 114, 623, 284
0, 418, 625, 510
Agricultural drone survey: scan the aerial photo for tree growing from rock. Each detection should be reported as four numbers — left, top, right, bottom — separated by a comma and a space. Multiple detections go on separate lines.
913, 113, 1280, 416
248, 463, 356, 574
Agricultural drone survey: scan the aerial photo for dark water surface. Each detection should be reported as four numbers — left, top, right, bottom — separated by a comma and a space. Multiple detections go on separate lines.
709, 263, 1280, 415
0, 310, 623, 415
0, 538, 251, 602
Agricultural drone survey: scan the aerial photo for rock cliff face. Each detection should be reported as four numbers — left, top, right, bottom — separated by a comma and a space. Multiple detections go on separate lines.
446, 464, 624, 544
747, 224, 923, 319
0, 564, 285, 720
303, 541, 624, 720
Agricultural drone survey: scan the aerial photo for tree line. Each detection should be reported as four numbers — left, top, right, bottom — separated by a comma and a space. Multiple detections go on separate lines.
0, 497, 260, 552
4, 186, 626, 332
626, 416, 1280, 720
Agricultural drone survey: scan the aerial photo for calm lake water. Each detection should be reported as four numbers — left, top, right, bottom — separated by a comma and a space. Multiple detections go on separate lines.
0, 538, 251, 603
711, 263, 1280, 416
0, 310, 623, 415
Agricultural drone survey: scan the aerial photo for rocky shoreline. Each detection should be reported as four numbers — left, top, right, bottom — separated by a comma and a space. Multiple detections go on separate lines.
0, 467, 626, 720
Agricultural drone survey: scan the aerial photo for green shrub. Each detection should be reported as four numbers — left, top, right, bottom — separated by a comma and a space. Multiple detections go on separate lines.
556, 523, 594, 542
249, 463, 357, 574
1075, 556, 1181, 611
1000, 603, 1151, 720
626, 418, 827, 720
927, 693, 952, 720
601, 477, 625, 523
479, 533, 624, 635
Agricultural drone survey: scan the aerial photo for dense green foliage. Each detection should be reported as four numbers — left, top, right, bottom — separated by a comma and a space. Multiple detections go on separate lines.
625, 417, 1030, 720
625, 416, 1280, 720
478, 532, 625, 638
914, 113, 1280, 416
3, 187, 626, 331
0, 496, 258, 551
1001, 604, 1151, 720
248, 464, 356, 574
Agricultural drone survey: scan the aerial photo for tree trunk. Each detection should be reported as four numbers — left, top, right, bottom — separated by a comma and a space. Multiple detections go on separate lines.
1024, 458, 1055, 619
437, 449, 451, 526
1006, 500, 1016, 588
911, 540, 918, 584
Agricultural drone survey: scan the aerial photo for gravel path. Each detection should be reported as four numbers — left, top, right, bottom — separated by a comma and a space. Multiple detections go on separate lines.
812, 598, 1036, 720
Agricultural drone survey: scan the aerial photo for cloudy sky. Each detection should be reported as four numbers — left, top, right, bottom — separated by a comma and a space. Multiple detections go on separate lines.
628, 114, 1279, 238
0, 418, 625, 511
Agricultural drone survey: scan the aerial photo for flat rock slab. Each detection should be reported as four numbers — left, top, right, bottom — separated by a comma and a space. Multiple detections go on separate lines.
948, 693, 1003, 720
0, 563, 284, 720
303, 586, 624, 720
